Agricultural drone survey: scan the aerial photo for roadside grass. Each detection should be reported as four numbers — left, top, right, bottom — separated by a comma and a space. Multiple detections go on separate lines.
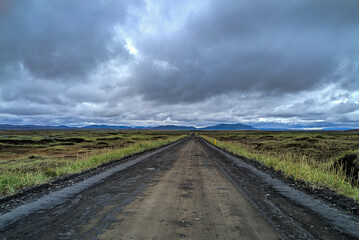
0, 131, 186, 196
201, 133, 359, 201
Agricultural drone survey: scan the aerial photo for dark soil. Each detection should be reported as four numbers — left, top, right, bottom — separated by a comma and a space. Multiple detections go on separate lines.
200, 138, 359, 239
334, 154, 359, 182
0, 138, 185, 214
1, 136, 359, 239
201, 138, 359, 215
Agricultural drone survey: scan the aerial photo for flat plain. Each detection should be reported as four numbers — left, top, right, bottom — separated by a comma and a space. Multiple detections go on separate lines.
0, 130, 185, 196
201, 130, 359, 200
3, 136, 359, 239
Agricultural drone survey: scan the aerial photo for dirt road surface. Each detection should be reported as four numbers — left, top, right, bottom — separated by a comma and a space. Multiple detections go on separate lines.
1, 136, 359, 239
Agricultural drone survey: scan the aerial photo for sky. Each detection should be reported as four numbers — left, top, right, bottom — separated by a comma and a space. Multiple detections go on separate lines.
0, 0, 359, 128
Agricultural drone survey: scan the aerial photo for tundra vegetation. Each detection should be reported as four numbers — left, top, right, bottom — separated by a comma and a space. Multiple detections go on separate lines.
201, 131, 359, 201
0, 130, 186, 196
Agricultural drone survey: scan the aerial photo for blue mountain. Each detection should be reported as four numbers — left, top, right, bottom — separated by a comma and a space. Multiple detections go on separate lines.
200, 123, 255, 130
151, 125, 197, 130
81, 125, 131, 129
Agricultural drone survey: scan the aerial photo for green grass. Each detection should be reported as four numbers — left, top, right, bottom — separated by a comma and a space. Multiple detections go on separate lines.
201, 132, 359, 201
0, 132, 186, 196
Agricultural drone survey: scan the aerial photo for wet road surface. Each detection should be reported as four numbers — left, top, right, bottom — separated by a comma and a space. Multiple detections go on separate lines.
1, 137, 359, 239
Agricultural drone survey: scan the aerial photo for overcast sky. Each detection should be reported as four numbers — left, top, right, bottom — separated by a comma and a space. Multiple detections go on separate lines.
0, 0, 359, 128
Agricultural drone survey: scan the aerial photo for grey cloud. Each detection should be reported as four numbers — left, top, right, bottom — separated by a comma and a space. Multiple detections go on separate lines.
0, 0, 142, 79
334, 55, 359, 90
0, 102, 57, 115
0, 0, 359, 128
331, 102, 359, 114
130, 0, 359, 103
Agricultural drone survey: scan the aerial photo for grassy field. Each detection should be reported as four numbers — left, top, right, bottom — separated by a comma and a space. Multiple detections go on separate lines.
0, 130, 186, 196
200, 131, 359, 201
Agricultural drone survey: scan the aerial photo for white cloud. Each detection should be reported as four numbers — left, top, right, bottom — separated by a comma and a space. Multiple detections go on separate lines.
0, 0, 358, 128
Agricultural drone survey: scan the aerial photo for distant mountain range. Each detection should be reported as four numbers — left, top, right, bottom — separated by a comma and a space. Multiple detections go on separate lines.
81, 125, 131, 129
201, 123, 256, 130
0, 123, 255, 131
151, 125, 197, 130
347, 129, 359, 132
0, 123, 357, 131
151, 123, 256, 130
0, 124, 73, 130
248, 122, 356, 131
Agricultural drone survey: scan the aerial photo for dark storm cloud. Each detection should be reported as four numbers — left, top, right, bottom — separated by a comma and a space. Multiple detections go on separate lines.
130, 0, 359, 103
0, 0, 358, 127
0, 0, 142, 79
331, 102, 359, 114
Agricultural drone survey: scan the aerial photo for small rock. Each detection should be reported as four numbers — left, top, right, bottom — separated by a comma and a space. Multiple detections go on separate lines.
179, 233, 186, 238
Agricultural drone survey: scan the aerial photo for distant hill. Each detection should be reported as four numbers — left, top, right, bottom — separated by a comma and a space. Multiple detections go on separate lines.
81, 124, 197, 130
200, 123, 255, 130
1, 122, 356, 131
81, 125, 131, 129
0, 123, 256, 131
322, 128, 353, 131
151, 125, 196, 130
347, 129, 359, 132
250, 122, 356, 131
70, 123, 255, 130
0, 124, 73, 130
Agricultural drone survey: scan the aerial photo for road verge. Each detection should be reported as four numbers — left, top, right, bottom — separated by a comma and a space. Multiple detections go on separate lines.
200, 136, 359, 238
201, 135, 359, 202
0, 136, 186, 206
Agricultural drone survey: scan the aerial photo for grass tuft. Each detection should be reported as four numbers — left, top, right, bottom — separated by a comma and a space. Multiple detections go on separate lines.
0, 133, 185, 196
202, 134, 359, 201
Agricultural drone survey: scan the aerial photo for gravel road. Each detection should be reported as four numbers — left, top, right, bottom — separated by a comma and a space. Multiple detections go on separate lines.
1, 136, 359, 239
